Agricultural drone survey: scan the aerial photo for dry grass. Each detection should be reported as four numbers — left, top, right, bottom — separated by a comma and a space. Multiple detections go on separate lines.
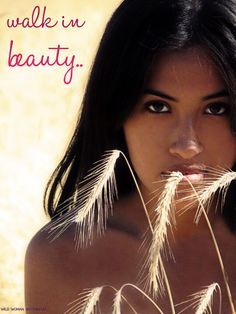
65, 287, 103, 314
145, 172, 183, 297
68, 282, 220, 314
3, 1, 236, 312
66, 284, 164, 314
61, 162, 236, 313
46, 150, 120, 248
177, 283, 221, 314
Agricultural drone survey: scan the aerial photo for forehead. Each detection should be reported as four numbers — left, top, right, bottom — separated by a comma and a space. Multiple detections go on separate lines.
147, 46, 226, 96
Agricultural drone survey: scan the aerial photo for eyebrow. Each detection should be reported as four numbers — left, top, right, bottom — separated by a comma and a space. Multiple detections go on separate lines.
202, 90, 229, 101
144, 88, 178, 101
144, 88, 229, 101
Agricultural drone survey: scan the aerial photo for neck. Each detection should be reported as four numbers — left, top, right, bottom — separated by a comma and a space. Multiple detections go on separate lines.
172, 202, 219, 240
111, 185, 222, 242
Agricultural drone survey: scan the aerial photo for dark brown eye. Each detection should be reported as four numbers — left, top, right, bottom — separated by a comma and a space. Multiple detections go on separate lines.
205, 103, 229, 115
146, 101, 170, 113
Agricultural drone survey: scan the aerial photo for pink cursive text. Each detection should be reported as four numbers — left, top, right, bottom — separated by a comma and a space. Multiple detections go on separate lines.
7, 6, 86, 29
8, 40, 83, 84
7, 6, 58, 28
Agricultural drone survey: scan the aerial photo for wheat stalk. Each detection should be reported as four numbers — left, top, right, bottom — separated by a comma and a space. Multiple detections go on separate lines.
195, 169, 236, 223
177, 283, 221, 314
46, 151, 182, 313
66, 284, 140, 314
112, 289, 123, 314
194, 283, 221, 314
176, 167, 236, 223
183, 174, 236, 314
145, 172, 183, 297
45, 150, 120, 248
112, 283, 164, 314
116, 152, 176, 313
65, 287, 104, 314
117, 156, 177, 313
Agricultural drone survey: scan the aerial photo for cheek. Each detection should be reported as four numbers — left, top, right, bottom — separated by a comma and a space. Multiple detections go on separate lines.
202, 120, 236, 166
123, 116, 165, 189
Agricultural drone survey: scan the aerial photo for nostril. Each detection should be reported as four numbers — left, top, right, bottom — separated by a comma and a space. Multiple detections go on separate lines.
169, 121, 203, 159
169, 140, 203, 159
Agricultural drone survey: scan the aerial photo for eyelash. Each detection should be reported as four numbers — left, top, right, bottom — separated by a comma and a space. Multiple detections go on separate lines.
145, 101, 230, 116
146, 101, 170, 114
204, 102, 229, 115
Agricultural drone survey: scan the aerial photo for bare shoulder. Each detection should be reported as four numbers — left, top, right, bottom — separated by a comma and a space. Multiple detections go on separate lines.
25, 221, 77, 266
25, 221, 141, 313
24, 222, 82, 313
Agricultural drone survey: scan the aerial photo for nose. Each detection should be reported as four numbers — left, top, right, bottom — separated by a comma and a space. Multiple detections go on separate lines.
169, 120, 203, 160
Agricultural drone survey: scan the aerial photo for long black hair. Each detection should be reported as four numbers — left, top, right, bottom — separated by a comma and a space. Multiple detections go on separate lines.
44, 0, 236, 230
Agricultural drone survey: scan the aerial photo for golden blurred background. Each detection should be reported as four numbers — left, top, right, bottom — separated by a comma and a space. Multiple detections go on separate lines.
0, 0, 121, 309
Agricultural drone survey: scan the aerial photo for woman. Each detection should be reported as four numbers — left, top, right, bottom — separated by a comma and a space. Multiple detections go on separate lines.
25, 0, 236, 312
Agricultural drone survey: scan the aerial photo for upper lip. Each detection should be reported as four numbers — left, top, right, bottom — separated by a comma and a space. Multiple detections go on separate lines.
162, 164, 208, 175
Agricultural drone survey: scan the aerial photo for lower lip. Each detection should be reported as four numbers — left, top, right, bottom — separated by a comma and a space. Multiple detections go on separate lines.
182, 173, 204, 183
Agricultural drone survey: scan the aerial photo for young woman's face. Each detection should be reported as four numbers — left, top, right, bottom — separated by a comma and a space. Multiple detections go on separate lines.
123, 47, 236, 199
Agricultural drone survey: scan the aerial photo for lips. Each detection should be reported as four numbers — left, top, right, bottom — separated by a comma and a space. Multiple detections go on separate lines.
161, 164, 208, 183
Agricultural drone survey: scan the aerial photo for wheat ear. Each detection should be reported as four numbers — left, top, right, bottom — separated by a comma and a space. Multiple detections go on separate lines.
118, 153, 176, 313
178, 168, 236, 223
112, 289, 123, 314
45, 150, 120, 248
101, 152, 175, 313
65, 287, 104, 314
194, 283, 221, 314
195, 169, 236, 223
145, 172, 183, 297
177, 283, 221, 314
66, 285, 139, 314
185, 176, 236, 314
46, 150, 175, 312
112, 287, 139, 314
112, 283, 165, 314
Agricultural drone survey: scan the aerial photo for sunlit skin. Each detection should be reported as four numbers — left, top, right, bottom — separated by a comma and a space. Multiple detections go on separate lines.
25, 47, 236, 314
123, 46, 236, 234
